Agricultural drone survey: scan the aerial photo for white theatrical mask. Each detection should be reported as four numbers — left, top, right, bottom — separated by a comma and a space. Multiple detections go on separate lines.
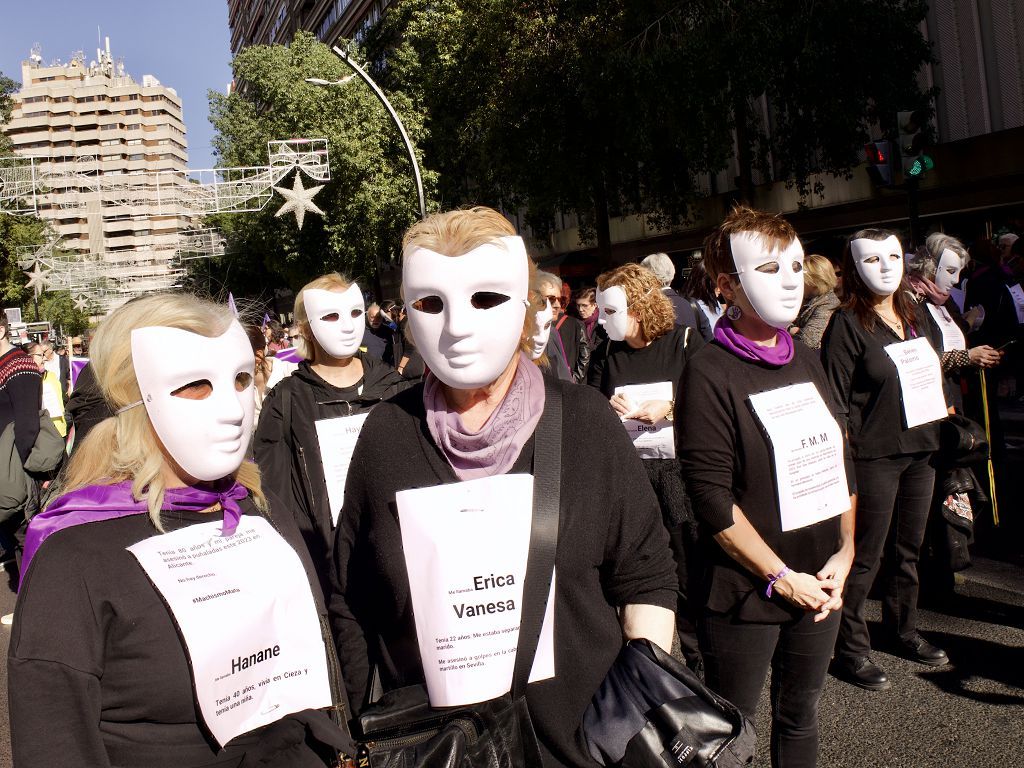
303, 284, 365, 359
131, 321, 255, 482
403, 236, 529, 389
596, 285, 631, 342
729, 232, 805, 329
529, 298, 555, 360
934, 248, 963, 294
851, 235, 904, 296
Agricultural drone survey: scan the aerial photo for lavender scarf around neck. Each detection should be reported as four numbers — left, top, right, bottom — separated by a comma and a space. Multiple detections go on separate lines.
21, 479, 249, 585
714, 315, 795, 367
424, 352, 546, 481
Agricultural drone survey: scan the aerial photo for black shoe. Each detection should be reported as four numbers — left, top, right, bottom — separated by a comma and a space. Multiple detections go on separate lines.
831, 656, 891, 691
896, 632, 949, 666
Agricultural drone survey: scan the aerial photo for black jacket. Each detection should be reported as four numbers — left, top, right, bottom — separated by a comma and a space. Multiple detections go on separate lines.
254, 354, 410, 599
661, 288, 713, 342
554, 314, 590, 382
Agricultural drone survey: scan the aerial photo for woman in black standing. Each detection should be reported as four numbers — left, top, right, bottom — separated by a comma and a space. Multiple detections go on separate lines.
822, 229, 951, 691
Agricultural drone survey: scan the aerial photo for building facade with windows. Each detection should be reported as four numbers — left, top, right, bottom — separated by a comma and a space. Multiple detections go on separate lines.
227, 0, 392, 54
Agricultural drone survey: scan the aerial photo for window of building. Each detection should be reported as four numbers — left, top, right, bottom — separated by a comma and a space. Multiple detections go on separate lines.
101, 124, 120, 131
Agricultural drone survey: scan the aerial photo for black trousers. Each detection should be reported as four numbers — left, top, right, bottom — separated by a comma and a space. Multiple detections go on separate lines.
700, 610, 840, 768
836, 453, 935, 659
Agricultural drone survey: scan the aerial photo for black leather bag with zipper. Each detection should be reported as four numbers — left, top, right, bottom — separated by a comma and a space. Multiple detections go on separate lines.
350, 383, 563, 768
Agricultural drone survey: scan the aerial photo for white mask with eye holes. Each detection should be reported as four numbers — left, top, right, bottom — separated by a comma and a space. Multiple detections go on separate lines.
403, 236, 529, 389
131, 321, 255, 482
851, 235, 904, 297
303, 284, 365, 359
529, 298, 555, 360
596, 285, 631, 342
729, 232, 805, 329
934, 248, 963, 294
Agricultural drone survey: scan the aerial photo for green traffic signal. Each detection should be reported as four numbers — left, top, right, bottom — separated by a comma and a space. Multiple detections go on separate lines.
909, 159, 923, 177
922, 154, 934, 171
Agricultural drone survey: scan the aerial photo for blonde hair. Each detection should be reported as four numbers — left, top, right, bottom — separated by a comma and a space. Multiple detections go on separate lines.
293, 272, 356, 363
802, 254, 838, 297
596, 263, 675, 342
401, 206, 537, 356
57, 293, 267, 530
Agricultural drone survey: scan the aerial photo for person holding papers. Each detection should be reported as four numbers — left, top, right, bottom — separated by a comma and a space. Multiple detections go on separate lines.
254, 273, 407, 600
821, 228, 952, 691
587, 262, 704, 671
9, 293, 351, 768
330, 207, 677, 768
678, 206, 855, 768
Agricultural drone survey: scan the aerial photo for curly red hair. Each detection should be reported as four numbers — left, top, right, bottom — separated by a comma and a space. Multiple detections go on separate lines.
596, 263, 674, 342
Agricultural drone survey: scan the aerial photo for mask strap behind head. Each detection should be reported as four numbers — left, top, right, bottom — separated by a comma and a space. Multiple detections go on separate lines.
117, 399, 144, 415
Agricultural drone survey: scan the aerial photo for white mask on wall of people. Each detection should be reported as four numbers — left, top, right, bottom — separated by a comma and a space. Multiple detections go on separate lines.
934, 248, 963, 294
403, 236, 529, 389
131, 321, 255, 482
851, 236, 904, 296
729, 232, 805, 329
596, 285, 631, 342
529, 298, 555, 360
303, 284, 365, 359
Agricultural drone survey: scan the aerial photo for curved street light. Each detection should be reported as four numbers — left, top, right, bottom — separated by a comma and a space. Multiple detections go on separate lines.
304, 45, 427, 221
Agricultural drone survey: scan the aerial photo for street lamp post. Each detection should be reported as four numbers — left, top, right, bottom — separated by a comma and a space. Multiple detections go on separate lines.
305, 46, 427, 221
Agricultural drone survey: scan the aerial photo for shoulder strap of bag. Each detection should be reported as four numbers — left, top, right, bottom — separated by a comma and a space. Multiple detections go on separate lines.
282, 384, 294, 453
511, 380, 562, 699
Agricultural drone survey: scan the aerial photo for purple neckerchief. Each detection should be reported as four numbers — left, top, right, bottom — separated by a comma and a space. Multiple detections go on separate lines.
714, 315, 795, 367
21, 480, 249, 585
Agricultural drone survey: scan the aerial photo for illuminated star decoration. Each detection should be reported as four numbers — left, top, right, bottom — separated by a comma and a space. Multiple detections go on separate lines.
74, 294, 89, 311
273, 172, 325, 229
24, 261, 50, 296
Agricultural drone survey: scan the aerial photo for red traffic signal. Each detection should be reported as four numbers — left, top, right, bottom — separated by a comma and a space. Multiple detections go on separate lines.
864, 140, 893, 186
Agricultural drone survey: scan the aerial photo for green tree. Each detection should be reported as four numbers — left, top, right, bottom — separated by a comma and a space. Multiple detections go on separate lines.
22, 289, 91, 336
207, 31, 437, 297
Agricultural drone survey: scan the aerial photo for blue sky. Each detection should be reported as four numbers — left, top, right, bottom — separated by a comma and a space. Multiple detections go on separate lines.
1, 0, 233, 169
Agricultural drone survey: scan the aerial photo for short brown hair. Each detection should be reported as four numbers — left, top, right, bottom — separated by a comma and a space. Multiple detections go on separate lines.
596, 263, 674, 342
702, 205, 799, 281
802, 254, 838, 297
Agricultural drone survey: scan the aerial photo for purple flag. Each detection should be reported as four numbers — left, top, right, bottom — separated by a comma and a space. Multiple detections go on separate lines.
227, 292, 239, 317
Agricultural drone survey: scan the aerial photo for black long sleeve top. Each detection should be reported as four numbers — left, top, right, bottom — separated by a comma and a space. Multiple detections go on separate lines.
9, 493, 342, 768
676, 341, 854, 623
0, 347, 42, 464
820, 305, 947, 460
329, 380, 678, 768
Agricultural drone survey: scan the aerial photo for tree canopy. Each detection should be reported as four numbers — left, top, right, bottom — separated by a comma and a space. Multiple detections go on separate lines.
207, 31, 437, 297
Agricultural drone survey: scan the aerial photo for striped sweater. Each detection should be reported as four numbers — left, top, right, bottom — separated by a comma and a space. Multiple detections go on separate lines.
0, 347, 42, 464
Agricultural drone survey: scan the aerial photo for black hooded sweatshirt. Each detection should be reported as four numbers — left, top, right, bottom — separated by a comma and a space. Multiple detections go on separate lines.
254, 353, 411, 599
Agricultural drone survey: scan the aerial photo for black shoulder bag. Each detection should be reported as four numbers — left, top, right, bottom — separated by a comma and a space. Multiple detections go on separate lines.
350, 382, 562, 768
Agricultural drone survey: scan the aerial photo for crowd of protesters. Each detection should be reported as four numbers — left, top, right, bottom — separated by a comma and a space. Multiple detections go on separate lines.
1, 203, 1021, 768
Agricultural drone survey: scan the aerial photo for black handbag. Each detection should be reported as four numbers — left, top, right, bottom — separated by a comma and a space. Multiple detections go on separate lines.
352, 383, 563, 768
938, 413, 988, 468
582, 639, 755, 768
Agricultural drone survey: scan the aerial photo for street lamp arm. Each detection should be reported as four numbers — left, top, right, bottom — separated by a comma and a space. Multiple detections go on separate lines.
330, 46, 426, 221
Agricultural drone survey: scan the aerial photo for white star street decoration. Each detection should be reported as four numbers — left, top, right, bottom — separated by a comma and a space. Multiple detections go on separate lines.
24, 261, 50, 296
273, 172, 325, 229
74, 294, 89, 311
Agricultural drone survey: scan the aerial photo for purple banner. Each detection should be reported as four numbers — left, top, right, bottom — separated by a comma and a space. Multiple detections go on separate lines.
70, 356, 89, 388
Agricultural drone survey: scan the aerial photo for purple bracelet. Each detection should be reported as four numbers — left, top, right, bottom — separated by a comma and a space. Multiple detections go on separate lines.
766, 566, 791, 598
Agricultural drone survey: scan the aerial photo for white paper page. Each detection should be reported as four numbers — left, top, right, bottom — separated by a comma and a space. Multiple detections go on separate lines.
396, 474, 555, 707
128, 517, 331, 747
314, 413, 369, 526
884, 337, 948, 428
612, 381, 675, 459
926, 303, 966, 351
1007, 284, 1024, 324
748, 383, 851, 531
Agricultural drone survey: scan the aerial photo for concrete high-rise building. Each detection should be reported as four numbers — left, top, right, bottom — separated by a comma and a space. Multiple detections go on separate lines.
227, 0, 392, 54
2, 40, 192, 308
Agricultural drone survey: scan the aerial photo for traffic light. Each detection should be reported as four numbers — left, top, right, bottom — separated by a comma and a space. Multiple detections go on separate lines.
864, 140, 893, 186
897, 109, 934, 179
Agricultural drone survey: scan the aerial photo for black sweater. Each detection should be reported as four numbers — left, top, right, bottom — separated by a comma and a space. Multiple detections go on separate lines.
8, 493, 344, 768
329, 380, 677, 768
677, 342, 854, 623
820, 305, 947, 460
0, 347, 42, 464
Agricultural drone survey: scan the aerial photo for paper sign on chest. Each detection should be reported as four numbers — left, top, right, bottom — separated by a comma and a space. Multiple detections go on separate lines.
883, 337, 947, 428
314, 412, 369, 525
1007, 284, 1024, 324
128, 517, 331, 746
396, 474, 555, 708
613, 381, 675, 459
748, 383, 850, 531
925, 303, 966, 352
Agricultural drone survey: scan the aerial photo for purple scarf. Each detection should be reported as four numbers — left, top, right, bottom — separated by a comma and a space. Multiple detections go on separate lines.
21, 480, 249, 584
424, 352, 545, 481
714, 315, 795, 367
582, 311, 599, 341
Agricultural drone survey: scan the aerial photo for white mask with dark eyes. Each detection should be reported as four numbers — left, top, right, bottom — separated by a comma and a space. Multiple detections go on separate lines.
729, 232, 805, 329
303, 284, 365, 359
851, 235, 904, 297
934, 248, 962, 294
595, 285, 631, 342
131, 321, 255, 482
403, 236, 529, 389
529, 298, 555, 360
